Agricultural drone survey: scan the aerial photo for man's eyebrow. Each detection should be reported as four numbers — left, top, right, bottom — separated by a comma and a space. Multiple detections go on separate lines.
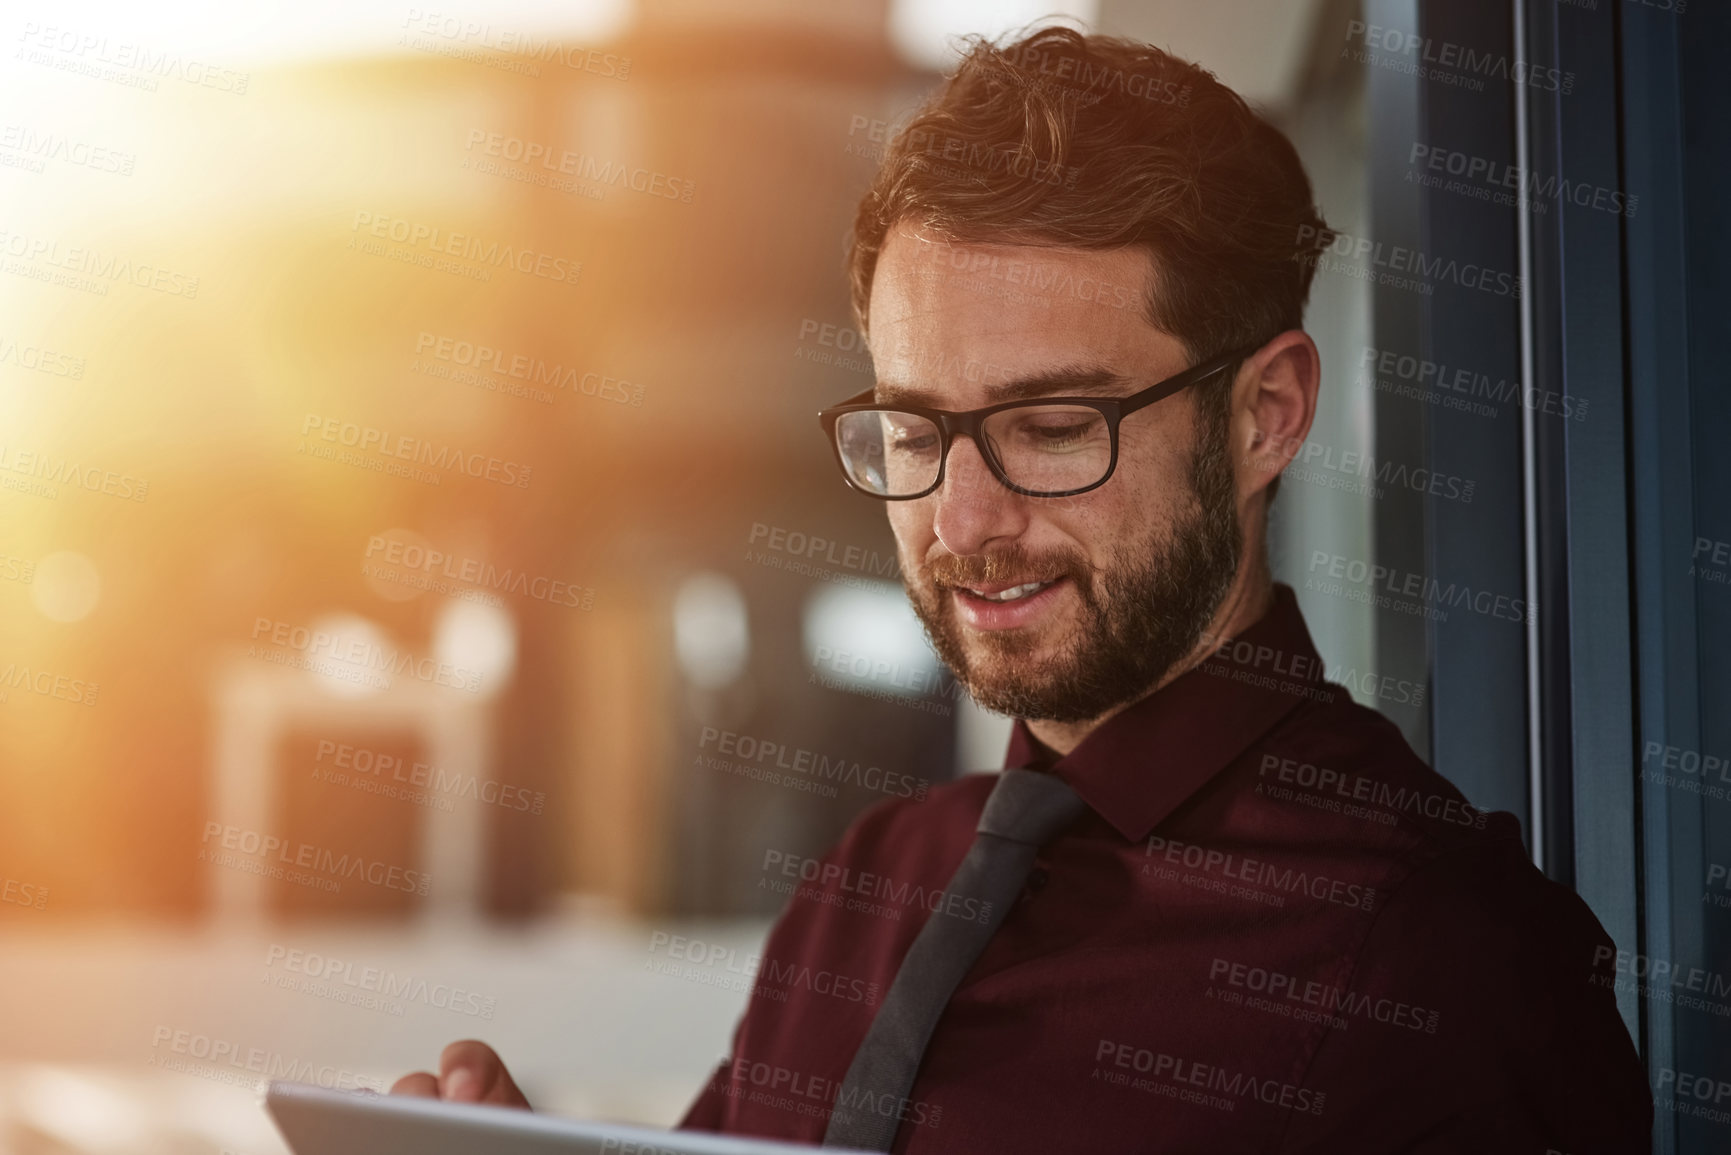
876, 366, 1132, 407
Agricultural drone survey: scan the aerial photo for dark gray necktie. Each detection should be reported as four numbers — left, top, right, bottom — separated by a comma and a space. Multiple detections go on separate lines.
822, 768, 1087, 1151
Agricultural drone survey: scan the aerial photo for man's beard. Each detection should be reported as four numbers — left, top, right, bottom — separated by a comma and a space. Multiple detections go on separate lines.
904, 392, 1242, 724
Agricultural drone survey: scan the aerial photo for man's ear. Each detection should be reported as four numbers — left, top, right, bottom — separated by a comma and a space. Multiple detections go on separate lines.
1234, 330, 1321, 498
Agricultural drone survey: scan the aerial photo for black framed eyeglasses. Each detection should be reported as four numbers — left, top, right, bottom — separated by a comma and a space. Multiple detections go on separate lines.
816, 347, 1254, 500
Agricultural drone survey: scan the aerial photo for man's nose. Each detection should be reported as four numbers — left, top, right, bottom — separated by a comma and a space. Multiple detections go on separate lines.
930, 435, 1029, 557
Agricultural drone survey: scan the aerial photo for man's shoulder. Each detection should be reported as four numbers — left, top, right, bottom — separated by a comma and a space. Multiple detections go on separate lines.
1264, 693, 1630, 1059
1278, 691, 1613, 965
1250, 688, 1612, 950
1350, 810, 1625, 1071
1263, 686, 1519, 852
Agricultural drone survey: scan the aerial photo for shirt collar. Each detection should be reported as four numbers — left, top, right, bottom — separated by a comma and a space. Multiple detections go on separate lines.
1003, 583, 1325, 843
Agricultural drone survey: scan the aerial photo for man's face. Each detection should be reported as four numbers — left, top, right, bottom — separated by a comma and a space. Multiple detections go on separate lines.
868, 227, 1242, 723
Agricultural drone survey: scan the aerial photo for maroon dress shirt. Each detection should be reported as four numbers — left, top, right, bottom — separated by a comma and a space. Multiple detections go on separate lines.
678, 584, 1652, 1152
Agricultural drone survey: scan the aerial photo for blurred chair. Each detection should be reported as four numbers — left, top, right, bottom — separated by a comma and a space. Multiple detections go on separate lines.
207, 656, 491, 924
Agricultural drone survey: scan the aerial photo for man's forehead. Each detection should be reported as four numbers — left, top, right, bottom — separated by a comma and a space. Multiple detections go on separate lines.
873, 227, 1156, 297
870, 230, 1164, 344
868, 229, 1181, 400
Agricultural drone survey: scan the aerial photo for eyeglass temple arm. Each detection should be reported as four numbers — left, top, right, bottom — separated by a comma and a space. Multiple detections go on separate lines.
820, 346, 1256, 420
1113, 351, 1247, 419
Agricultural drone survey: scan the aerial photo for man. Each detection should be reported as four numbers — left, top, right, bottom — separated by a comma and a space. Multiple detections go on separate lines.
393, 26, 1651, 1153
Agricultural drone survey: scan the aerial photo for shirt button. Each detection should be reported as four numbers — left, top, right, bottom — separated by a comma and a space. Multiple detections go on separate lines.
1028, 867, 1050, 892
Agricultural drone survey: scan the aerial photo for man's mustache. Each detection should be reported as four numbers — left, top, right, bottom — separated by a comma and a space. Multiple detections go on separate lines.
919, 544, 1092, 590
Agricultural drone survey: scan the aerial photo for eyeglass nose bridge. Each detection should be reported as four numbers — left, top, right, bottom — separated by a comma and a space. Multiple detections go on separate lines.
926, 410, 1019, 497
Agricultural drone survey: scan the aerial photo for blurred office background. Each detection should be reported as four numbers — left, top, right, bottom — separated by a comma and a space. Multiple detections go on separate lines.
2, 0, 1725, 1151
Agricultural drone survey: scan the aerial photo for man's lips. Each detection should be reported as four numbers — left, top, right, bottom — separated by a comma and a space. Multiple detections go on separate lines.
954, 577, 1060, 600
946, 576, 1072, 630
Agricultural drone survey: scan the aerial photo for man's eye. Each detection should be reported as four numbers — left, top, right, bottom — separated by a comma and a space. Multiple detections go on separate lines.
1031, 422, 1091, 440
890, 432, 939, 453
1021, 421, 1096, 447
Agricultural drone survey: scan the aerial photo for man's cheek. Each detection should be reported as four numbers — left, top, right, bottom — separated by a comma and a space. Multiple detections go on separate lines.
883, 504, 927, 554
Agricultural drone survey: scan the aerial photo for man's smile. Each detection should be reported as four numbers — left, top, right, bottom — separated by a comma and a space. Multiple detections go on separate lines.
949, 576, 1073, 631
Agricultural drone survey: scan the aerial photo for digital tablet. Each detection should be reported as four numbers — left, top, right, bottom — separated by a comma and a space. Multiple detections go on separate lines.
266, 1081, 858, 1155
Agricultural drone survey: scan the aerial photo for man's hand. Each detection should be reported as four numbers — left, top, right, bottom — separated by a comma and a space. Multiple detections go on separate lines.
389, 1040, 532, 1110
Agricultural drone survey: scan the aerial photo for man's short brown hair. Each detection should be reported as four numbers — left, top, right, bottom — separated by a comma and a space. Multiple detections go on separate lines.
848, 25, 1335, 365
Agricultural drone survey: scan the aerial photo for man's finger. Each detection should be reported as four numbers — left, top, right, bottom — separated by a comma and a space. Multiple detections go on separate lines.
438, 1039, 498, 1102
389, 1071, 440, 1098
439, 1039, 529, 1108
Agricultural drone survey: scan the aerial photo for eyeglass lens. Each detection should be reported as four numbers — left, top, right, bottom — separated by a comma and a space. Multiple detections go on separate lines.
834, 404, 1112, 497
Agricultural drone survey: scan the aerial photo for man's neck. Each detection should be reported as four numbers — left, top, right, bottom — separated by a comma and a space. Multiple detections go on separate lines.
1024, 561, 1276, 758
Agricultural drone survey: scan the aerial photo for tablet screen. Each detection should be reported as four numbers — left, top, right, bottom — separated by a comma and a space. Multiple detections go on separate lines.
266, 1081, 852, 1155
